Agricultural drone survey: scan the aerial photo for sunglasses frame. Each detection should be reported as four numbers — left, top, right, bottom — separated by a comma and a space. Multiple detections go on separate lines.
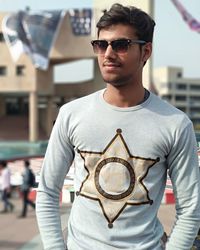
91, 39, 147, 54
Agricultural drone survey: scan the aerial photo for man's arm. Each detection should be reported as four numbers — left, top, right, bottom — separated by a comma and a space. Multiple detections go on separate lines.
36, 106, 74, 250
166, 122, 200, 250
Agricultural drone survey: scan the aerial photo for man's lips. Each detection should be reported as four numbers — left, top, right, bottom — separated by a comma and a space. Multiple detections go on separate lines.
103, 62, 121, 68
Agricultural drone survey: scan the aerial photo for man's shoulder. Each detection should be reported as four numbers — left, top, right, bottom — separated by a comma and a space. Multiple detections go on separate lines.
60, 90, 102, 112
150, 92, 187, 115
149, 92, 191, 125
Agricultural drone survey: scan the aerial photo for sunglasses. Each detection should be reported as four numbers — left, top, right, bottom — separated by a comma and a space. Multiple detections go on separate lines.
91, 39, 147, 54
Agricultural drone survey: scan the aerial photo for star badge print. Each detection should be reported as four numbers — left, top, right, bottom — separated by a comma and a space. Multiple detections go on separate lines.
78, 129, 160, 228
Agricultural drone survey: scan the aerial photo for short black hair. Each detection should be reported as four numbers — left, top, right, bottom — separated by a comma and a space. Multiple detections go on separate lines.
24, 160, 30, 167
0, 160, 7, 168
96, 3, 155, 42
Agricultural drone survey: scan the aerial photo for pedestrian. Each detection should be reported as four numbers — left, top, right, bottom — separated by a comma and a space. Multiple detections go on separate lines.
18, 160, 35, 218
36, 3, 200, 250
0, 160, 14, 213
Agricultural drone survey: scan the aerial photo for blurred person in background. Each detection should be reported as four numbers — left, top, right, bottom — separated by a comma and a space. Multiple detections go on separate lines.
36, 3, 200, 250
18, 160, 35, 218
0, 160, 14, 213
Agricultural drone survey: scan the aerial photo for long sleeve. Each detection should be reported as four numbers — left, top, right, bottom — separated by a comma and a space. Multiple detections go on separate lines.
36, 106, 74, 250
166, 122, 200, 250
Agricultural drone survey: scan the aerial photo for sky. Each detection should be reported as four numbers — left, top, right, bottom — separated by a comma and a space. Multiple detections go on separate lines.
0, 0, 200, 82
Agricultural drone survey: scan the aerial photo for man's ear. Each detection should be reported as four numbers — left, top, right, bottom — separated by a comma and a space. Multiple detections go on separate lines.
142, 42, 152, 63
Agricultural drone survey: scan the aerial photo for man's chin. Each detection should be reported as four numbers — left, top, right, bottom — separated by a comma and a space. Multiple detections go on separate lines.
103, 78, 127, 87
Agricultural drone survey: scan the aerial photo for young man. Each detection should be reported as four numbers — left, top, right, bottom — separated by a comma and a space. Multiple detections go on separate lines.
36, 4, 200, 250
0, 160, 14, 213
19, 160, 35, 218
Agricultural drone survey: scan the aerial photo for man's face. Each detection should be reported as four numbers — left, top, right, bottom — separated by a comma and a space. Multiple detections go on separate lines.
97, 24, 152, 87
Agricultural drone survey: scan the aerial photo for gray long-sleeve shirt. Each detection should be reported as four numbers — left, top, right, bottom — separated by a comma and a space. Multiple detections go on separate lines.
36, 90, 200, 250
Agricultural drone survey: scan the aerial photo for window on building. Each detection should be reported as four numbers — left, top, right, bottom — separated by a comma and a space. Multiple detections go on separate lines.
176, 83, 187, 90
0, 66, 7, 76
0, 32, 4, 42
190, 107, 200, 113
177, 107, 186, 113
190, 85, 200, 91
190, 96, 200, 102
192, 118, 200, 126
177, 72, 182, 78
175, 95, 186, 101
162, 95, 172, 101
6, 97, 28, 115
16, 65, 25, 76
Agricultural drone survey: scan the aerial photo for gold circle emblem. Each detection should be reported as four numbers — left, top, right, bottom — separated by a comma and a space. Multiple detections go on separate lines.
95, 157, 135, 200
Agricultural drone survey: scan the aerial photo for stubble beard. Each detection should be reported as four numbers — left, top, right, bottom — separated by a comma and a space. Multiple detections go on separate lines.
102, 73, 133, 87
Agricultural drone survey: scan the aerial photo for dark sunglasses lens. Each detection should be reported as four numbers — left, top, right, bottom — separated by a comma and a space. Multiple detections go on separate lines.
112, 40, 129, 53
93, 41, 108, 54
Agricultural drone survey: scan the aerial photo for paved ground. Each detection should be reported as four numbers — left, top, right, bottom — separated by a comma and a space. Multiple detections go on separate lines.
158, 203, 176, 235
0, 198, 38, 250
0, 196, 176, 250
0, 197, 71, 250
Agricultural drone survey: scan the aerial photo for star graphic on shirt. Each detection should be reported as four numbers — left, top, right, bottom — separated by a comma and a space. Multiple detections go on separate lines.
77, 129, 159, 228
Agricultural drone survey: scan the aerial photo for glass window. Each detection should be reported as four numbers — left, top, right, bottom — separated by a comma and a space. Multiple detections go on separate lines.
0, 66, 7, 76
16, 65, 25, 76
177, 107, 186, 112
162, 95, 172, 101
176, 83, 186, 90
0, 32, 4, 42
190, 96, 200, 102
177, 72, 182, 78
175, 95, 186, 101
191, 107, 200, 113
190, 85, 200, 91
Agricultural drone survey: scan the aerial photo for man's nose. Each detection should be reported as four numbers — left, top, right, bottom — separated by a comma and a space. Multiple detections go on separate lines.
104, 44, 117, 58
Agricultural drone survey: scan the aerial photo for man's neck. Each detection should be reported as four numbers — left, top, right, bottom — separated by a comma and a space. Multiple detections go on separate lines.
104, 84, 147, 108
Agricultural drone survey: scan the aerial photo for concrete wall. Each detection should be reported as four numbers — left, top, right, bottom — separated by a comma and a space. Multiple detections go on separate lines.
50, 12, 94, 61
36, 66, 54, 95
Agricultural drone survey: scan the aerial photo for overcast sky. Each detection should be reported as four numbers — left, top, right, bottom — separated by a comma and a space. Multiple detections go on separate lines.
0, 0, 200, 82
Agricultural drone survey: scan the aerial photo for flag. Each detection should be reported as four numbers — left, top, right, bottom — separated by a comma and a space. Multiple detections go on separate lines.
171, 0, 200, 33
2, 10, 65, 70
2, 11, 31, 62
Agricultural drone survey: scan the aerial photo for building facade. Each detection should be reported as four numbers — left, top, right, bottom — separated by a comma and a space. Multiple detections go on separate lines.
154, 66, 200, 130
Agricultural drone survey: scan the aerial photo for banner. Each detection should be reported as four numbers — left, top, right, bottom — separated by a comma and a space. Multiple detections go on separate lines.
171, 0, 200, 33
2, 10, 65, 70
